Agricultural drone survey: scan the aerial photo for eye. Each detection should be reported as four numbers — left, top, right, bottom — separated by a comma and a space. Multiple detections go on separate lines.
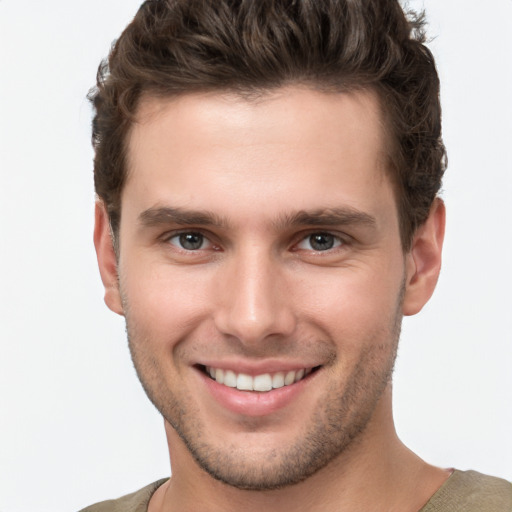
168, 232, 211, 251
296, 233, 343, 252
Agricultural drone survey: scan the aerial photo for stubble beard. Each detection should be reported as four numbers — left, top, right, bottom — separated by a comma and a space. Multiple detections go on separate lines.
123, 287, 403, 491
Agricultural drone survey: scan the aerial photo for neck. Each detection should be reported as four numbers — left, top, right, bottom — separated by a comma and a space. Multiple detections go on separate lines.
150, 388, 450, 512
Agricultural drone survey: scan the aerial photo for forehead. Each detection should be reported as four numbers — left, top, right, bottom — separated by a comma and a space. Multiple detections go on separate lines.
123, 87, 395, 228
130, 87, 387, 162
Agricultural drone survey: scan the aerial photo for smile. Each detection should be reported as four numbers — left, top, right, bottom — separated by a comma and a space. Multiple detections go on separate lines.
204, 366, 317, 392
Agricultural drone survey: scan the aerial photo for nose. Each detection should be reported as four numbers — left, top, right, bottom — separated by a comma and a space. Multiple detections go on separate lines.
213, 247, 296, 345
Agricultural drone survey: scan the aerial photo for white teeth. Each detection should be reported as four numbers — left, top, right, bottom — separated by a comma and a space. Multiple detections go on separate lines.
224, 370, 237, 388
284, 371, 296, 386
237, 373, 254, 391
253, 374, 272, 392
205, 366, 313, 392
272, 372, 285, 389
215, 368, 224, 385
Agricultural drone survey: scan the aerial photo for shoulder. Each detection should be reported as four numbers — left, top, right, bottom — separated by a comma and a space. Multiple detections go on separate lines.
78, 479, 169, 512
420, 470, 512, 512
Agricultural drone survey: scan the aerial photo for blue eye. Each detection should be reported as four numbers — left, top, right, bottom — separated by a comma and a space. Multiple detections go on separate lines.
297, 233, 342, 251
169, 232, 208, 250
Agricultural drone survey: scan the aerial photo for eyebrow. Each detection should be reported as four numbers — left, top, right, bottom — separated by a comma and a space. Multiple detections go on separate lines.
138, 206, 376, 231
139, 206, 229, 229
275, 208, 377, 230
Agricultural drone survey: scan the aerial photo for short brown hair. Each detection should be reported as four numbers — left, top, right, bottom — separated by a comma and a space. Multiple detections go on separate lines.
89, 0, 446, 250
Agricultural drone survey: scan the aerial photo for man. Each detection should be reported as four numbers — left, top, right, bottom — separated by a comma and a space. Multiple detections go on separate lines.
82, 0, 512, 510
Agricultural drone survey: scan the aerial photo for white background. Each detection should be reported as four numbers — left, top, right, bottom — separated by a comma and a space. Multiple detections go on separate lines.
1, 1, 511, 511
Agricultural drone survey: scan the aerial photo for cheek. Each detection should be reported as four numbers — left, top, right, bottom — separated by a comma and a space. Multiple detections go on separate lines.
120, 258, 215, 342
295, 262, 404, 345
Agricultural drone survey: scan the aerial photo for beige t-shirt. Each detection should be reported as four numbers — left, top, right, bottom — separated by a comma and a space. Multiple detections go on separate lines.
79, 470, 512, 511
419, 470, 512, 511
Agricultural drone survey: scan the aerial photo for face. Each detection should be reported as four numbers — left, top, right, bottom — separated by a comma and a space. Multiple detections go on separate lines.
111, 88, 410, 489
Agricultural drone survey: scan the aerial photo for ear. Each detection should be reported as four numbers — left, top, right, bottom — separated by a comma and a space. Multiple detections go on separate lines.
402, 198, 446, 316
93, 201, 124, 316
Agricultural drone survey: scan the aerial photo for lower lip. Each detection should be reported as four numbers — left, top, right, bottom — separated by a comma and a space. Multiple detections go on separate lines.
198, 369, 315, 417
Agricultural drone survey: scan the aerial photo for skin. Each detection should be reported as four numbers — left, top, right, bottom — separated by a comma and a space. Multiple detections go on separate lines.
95, 87, 448, 511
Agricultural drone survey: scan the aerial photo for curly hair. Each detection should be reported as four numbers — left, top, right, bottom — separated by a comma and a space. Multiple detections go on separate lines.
89, 0, 446, 251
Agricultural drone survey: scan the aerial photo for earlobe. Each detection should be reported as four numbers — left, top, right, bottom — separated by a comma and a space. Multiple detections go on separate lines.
402, 198, 446, 316
93, 201, 124, 316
